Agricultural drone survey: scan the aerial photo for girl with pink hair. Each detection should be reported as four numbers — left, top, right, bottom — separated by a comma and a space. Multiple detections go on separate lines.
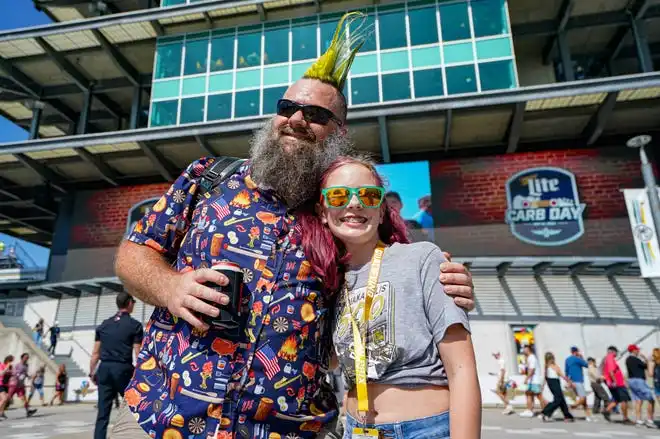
300, 155, 480, 439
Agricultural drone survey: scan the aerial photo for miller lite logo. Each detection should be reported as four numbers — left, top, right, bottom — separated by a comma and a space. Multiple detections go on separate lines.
505, 167, 586, 246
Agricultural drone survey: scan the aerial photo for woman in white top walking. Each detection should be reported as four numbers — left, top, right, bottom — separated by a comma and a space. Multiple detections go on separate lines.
541, 352, 575, 422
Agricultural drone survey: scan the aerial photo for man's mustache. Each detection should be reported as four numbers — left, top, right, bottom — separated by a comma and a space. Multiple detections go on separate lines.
278, 126, 316, 143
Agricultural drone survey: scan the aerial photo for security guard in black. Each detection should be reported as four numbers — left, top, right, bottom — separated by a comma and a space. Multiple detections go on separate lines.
91, 292, 143, 439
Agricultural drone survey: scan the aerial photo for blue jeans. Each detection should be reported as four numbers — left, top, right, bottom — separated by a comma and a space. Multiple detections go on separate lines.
344, 411, 449, 439
33, 332, 42, 347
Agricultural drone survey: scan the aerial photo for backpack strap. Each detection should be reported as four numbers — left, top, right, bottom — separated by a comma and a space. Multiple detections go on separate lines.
198, 156, 246, 195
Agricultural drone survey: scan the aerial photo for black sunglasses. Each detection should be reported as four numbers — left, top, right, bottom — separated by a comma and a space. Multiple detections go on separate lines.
276, 99, 344, 126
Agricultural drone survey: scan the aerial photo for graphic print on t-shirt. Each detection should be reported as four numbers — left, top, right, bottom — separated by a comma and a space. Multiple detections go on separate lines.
334, 281, 398, 386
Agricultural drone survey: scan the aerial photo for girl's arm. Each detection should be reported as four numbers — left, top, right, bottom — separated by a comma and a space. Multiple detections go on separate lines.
421, 247, 479, 439
438, 323, 481, 439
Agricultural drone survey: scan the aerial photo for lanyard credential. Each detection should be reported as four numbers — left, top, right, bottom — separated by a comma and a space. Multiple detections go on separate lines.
344, 241, 386, 426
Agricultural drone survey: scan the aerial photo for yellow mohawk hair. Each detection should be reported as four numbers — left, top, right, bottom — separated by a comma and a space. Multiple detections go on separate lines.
303, 11, 373, 91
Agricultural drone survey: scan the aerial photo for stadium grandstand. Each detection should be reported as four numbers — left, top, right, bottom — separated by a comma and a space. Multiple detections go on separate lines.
0, 0, 659, 404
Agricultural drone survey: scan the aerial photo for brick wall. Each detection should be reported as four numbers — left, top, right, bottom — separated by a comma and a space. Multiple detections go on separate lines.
69, 183, 170, 249
62, 147, 645, 262
431, 147, 644, 257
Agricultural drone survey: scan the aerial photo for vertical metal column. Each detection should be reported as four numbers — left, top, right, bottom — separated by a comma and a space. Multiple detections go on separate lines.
77, 87, 94, 135
628, 136, 660, 245
130, 85, 143, 130
28, 101, 44, 140
640, 145, 660, 240
557, 32, 575, 81
630, 16, 653, 73
378, 116, 390, 163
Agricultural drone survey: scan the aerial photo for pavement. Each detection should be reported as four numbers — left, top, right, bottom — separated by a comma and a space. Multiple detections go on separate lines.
0, 404, 658, 439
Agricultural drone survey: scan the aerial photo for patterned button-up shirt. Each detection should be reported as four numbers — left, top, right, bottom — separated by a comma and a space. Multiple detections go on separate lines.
126, 157, 336, 439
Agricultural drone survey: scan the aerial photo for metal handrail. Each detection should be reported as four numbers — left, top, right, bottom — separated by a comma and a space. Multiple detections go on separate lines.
58, 334, 93, 358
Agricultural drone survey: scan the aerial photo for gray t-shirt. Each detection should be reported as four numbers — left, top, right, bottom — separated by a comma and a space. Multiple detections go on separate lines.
333, 242, 470, 388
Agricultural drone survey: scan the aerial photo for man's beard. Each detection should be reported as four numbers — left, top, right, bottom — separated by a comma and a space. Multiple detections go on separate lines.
249, 119, 353, 208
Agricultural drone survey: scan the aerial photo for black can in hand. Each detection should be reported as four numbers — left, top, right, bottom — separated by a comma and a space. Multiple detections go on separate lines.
202, 262, 245, 335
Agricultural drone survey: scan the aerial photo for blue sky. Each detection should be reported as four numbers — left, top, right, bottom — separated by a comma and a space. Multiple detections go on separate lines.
0, 1, 52, 268
376, 161, 432, 221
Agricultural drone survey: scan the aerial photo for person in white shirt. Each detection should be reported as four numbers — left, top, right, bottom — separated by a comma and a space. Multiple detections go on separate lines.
520, 345, 547, 417
491, 352, 514, 414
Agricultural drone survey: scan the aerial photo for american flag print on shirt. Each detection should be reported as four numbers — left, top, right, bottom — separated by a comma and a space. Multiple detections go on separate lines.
255, 342, 281, 380
210, 199, 231, 220
176, 331, 189, 355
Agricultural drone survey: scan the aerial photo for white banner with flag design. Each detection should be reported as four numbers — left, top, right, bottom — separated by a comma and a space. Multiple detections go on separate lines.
623, 188, 660, 278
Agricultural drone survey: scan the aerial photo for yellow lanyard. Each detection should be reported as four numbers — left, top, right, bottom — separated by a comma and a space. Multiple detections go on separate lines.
344, 242, 386, 418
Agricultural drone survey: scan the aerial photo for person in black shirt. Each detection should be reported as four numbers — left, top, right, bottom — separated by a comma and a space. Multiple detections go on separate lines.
48, 321, 60, 358
90, 292, 143, 439
625, 344, 655, 428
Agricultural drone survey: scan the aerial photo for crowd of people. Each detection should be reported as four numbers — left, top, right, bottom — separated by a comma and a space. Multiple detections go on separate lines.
493, 344, 660, 427
0, 353, 68, 421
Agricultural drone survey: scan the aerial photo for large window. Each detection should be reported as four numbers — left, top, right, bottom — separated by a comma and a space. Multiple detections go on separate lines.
409, 6, 439, 46
264, 26, 289, 65
150, 0, 517, 127
180, 97, 205, 124
210, 33, 234, 72
440, 2, 471, 42
237, 32, 261, 69
235, 90, 260, 118
378, 9, 407, 50
207, 94, 232, 121
184, 35, 208, 76
472, 0, 508, 38
154, 39, 183, 79
292, 21, 318, 61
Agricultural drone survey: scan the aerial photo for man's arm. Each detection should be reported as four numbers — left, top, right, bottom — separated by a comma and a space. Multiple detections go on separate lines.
115, 241, 180, 308
116, 158, 236, 330
89, 341, 101, 381
115, 241, 230, 330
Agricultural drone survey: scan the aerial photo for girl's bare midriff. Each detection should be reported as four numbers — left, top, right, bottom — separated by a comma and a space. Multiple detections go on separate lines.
345, 383, 450, 424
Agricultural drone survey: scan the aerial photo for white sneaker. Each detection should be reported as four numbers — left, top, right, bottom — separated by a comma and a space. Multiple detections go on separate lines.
636, 420, 644, 427
502, 405, 514, 415
519, 410, 534, 418
645, 420, 656, 429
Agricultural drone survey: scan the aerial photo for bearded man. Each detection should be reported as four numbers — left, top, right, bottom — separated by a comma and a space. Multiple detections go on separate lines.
111, 12, 475, 439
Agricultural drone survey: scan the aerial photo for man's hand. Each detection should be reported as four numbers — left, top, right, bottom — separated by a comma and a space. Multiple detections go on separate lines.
167, 269, 231, 330
441, 252, 475, 311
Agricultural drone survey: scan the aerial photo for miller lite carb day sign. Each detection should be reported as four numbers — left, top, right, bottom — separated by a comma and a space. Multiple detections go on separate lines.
505, 167, 586, 246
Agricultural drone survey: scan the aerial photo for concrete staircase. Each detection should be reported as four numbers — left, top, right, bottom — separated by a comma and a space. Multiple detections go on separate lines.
0, 315, 86, 378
